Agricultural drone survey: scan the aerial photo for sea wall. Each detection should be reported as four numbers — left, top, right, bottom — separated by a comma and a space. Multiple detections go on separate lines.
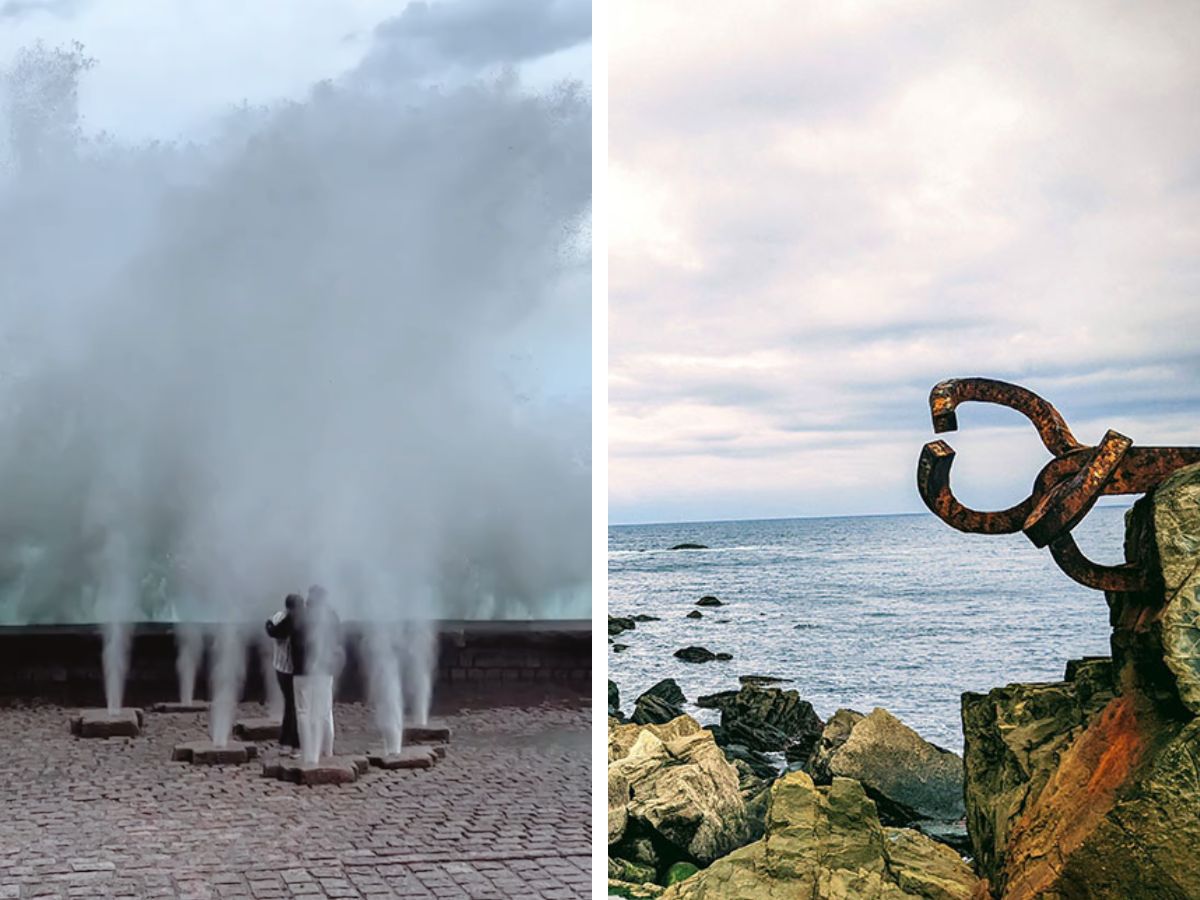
0, 620, 590, 706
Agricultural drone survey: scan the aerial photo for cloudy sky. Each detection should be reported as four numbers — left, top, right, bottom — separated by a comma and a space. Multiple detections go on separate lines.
610, 0, 1200, 524
0, 0, 590, 141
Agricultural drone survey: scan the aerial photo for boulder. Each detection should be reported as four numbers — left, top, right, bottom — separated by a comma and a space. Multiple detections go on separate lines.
674, 646, 721, 663
611, 616, 637, 636
609, 715, 751, 864
658, 771, 981, 900
961, 657, 1114, 884
613, 644, 630, 653
695, 690, 739, 711
809, 707, 865, 778
633, 680, 687, 726
823, 708, 963, 826
696, 596, 723, 607
685, 610, 703, 619
717, 684, 824, 759
634, 614, 662, 622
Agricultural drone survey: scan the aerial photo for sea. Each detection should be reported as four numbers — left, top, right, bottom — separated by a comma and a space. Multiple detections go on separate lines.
608, 506, 1128, 752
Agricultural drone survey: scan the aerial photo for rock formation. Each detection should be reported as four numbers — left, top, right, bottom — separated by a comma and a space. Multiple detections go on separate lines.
962, 463, 1200, 898
633, 679, 687, 725
657, 770, 980, 899
717, 684, 824, 760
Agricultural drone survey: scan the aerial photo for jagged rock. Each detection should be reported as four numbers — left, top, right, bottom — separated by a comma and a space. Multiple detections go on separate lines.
686, 610, 703, 619
695, 690, 739, 711
961, 657, 1115, 884
609, 857, 656, 885
610, 616, 637, 636
633, 680, 687, 726
1149, 463, 1200, 714
674, 646, 720, 663
609, 715, 750, 864
718, 684, 824, 759
809, 708, 865, 779
609, 680, 622, 718
716, 739, 779, 781
739, 674, 789, 686
608, 879, 664, 899
658, 771, 980, 899
696, 596, 723, 607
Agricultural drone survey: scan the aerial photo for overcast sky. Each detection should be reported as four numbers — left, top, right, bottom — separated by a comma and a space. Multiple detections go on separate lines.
0, 0, 590, 142
610, 0, 1200, 525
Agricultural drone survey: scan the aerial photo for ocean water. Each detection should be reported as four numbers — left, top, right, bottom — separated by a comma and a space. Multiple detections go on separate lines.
608, 507, 1128, 751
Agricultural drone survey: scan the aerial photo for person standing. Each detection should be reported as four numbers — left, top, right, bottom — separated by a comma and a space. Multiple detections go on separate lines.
264, 593, 302, 756
292, 586, 343, 763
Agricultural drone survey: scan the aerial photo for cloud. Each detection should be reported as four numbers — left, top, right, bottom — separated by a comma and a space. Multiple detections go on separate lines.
610, 0, 1200, 524
359, 0, 590, 81
0, 0, 84, 20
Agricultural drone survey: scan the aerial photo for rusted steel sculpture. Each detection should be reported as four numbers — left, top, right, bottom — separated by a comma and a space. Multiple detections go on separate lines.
917, 377, 1200, 592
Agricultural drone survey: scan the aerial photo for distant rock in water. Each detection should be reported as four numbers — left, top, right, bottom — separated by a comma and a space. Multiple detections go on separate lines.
632, 614, 660, 622
715, 652, 733, 661
686, 610, 703, 619
696, 596, 723, 607
670, 543, 708, 550
612, 643, 629, 653
674, 646, 726, 663
609, 615, 636, 636
739, 675, 789, 687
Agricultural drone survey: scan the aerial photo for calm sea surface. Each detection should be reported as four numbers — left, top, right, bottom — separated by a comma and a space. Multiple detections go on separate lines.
608, 508, 1127, 751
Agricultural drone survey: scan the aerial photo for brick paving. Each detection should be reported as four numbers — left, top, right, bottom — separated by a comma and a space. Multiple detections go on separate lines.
0, 693, 590, 898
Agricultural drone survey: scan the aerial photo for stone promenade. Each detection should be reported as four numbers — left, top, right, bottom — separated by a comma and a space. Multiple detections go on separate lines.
0, 691, 590, 898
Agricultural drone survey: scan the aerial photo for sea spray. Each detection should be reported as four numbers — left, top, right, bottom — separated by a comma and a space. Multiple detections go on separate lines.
0, 29, 589, 693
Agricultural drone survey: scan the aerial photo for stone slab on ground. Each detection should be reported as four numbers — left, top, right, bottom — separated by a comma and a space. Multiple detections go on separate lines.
69, 708, 144, 738
262, 754, 370, 785
232, 717, 280, 741
150, 700, 209, 713
368, 746, 439, 769
404, 719, 451, 743
172, 740, 258, 765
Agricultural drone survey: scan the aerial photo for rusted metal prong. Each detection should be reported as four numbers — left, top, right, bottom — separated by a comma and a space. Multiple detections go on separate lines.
929, 378, 1083, 458
1023, 430, 1132, 548
1048, 533, 1149, 593
917, 440, 1032, 534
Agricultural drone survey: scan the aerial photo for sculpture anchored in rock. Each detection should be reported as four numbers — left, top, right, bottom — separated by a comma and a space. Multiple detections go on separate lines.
917, 377, 1200, 591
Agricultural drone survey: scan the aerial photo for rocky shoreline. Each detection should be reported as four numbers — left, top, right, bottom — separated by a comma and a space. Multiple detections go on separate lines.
609, 463, 1200, 898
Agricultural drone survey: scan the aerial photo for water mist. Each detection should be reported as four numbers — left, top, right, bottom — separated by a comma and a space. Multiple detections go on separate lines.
0, 27, 590, 749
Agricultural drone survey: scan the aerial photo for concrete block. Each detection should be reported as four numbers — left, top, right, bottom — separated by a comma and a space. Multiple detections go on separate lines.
70, 708, 143, 738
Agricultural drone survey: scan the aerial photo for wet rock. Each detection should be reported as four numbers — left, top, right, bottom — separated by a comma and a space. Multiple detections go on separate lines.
695, 690, 739, 711
633, 614, 661, 622
609, 715, 751, 864
685, 610, 703, 619
674, 646, 720, 663
823, 707, 963, 825
609, 680, 622, 718
658, 771, 980, 900
961, 658, 1114, 884
715, 652, 733, 661
809, 707, 865, 779
717, 685, 823, 759
695, 596, 723, 607
633, 680, 687, 726
610, 615, 637, 636
738, 674, 789, 686
613, 644, 630, 653
671, 543, 707, 550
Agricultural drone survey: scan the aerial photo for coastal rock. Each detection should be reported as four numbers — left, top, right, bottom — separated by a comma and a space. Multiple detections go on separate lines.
739, 674, 789, 686
613, 643, 630, 653
696, 596, 723, 607
609, 680, 622, 718
609, 715, 751, 864
961, 657, 1114, 884
686, 610, 703, 619
674, 646, 722, 663
610, 616, 637, 636
633, 680, 687, 726
717, 684, 824, 758
634, 614, 662, 622
1149, 462, 1200, 714
658, 771, 980, 900
824, 708, 964, 825
809, 707, 865, 778
695, 690, 739, 711
671, 543, 708, 550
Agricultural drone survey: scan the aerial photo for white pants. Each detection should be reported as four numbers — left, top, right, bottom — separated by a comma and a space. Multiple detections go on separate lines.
294, 673, 335, 764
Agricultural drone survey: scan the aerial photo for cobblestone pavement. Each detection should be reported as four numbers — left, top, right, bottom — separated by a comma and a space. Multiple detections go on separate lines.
0, 693, 590, 898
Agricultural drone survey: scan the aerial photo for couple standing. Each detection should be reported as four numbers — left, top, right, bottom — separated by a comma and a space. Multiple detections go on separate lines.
265, 585, 343, 763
